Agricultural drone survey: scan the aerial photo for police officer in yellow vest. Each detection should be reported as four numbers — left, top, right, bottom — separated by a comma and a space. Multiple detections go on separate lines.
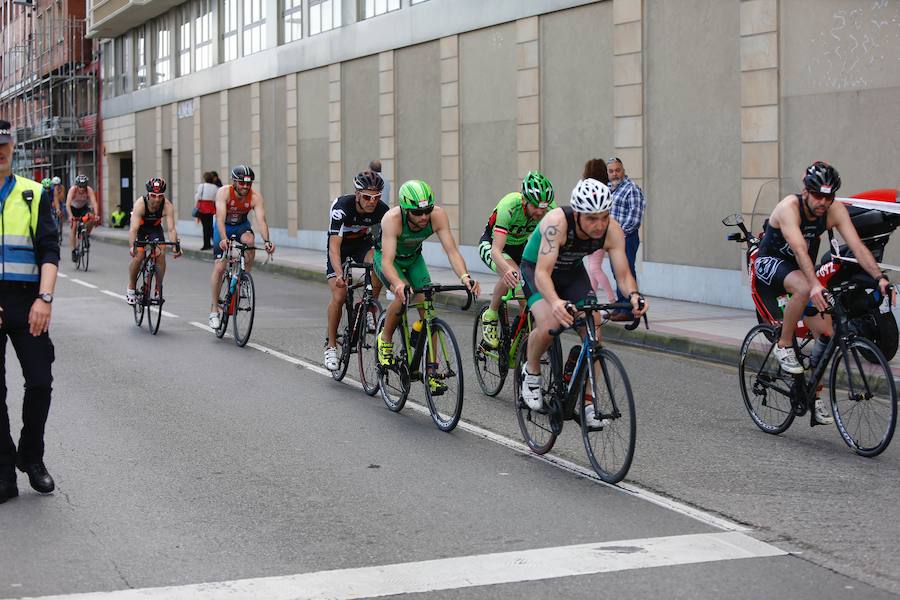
0, 120, 60, 504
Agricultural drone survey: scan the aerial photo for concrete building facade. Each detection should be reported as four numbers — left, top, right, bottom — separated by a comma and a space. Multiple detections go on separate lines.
91, 0, 900, 308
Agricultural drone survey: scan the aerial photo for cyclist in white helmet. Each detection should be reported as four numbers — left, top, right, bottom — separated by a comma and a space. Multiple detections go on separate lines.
517, 178, 648, 420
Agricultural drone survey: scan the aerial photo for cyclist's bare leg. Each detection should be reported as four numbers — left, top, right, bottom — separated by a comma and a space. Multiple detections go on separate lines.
526, 299, 560, 375
241, 231, 256, 272
210, 258, 227, 313
327, 276, 348, 347
127, 253, 142, 288
380, 290, 423, 343
156, 251, 167, 292
69, 222, 76, 249
804, 311, 833, 339
364, 248, 383, 299
779, 270, 812, 347
489, 256, 519, 313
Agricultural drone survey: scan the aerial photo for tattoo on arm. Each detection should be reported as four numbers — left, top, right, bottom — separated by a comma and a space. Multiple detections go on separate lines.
540, 223, 559, 256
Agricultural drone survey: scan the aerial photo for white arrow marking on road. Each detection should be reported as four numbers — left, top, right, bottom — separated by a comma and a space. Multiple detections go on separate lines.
21, 531, 786, 600
68, 278, 97, 289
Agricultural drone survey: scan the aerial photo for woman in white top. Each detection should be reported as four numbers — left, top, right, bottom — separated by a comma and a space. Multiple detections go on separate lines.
195, 171, 218, 249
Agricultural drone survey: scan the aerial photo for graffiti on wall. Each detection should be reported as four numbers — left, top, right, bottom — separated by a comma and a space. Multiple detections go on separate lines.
805, 0, 900, 90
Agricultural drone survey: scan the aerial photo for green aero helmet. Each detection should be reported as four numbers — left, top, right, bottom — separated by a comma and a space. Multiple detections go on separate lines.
521, 171, 554, 208
398, 180, 434, 210
41, 178, 52, 189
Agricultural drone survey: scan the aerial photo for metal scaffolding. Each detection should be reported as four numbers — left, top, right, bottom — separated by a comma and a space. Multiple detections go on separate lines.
0, 4, 98, 187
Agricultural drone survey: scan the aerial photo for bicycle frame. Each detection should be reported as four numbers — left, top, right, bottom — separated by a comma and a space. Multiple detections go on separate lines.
222, 240, 253, 315
341, 259, 377, 350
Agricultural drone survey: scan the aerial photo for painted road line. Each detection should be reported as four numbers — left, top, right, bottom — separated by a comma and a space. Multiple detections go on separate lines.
68, 278, 97, 289
100, 290, 125, 300
190, 326, 749, 533
24, 531, 785, 600
57, 273, 68, 278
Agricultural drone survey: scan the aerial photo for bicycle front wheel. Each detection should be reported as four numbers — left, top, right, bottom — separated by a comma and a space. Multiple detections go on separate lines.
472, 305, 507, 397
830, 337, 897, 457
215, 272, 230, 339
739, 324, 795, 434
79, 235, 89, 271
133, 264, 146, 326
332, 300, 353, 381
146, 268, 162, 335
581, 348, 636, 484
377, 312, 410, 412
513, 334, 558, 455
423, 317, 464, 432
233, 272, 255, 347
358, 300, 383, 396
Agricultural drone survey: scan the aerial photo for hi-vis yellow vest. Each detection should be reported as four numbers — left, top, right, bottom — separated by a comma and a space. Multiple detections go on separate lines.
0, 175, 44, 282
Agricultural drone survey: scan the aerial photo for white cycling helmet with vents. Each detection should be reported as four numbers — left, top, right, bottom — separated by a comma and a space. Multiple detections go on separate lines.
569, 178, 612, 213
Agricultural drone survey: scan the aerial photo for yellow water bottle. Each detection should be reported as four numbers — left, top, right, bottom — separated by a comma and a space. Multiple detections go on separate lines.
410, 319, 424, 348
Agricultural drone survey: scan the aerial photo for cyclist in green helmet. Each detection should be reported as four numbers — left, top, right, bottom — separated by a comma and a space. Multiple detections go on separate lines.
374, 180, 480, 391
477, 171, 555, 349
41, 178, 52, 190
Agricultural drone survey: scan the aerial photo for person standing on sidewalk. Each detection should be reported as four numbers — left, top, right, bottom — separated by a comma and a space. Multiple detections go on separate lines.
583, 159, 616, 303
606, 157, 646, 321
195, 172, 218, 250
0, 119, 60, 503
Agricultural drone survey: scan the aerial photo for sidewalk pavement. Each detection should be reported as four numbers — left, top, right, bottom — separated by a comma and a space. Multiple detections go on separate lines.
91, 228, 900, 373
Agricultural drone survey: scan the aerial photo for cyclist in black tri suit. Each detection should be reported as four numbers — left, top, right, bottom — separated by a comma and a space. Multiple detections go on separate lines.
126, 177, 182, 304
518, 179, 648, 424
323, 170, 390, 371
754, 161, 891, 424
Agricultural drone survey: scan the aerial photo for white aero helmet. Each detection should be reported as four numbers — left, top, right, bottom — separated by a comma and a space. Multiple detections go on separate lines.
51, 176, 61, 185
570, 178, 612, 213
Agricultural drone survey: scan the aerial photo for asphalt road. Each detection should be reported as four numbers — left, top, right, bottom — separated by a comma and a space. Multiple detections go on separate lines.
0, 240, 897, 599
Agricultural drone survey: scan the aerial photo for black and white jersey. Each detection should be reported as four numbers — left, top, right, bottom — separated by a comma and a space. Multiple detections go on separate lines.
328, 194, 390, 242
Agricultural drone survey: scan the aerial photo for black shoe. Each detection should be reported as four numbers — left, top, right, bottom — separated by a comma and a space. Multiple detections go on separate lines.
71, 249, 78, 262
0, 471, 17, 504
16, 462, 54, 494
200, 245, 212, 250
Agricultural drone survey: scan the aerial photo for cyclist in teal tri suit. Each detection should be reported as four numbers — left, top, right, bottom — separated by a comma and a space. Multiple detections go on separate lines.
478, 171, 555, 348
374, 180, 481, 390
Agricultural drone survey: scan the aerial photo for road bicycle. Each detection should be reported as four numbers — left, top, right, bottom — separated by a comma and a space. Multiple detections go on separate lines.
132, 240, 180, 335
331, 258, 383, 395
472, 284, 532, 396
72, 215, 92, 271
739, 279, 897, 457
377, 284, 473, 432
514, 297, 643, 483
213, 237, 262, 347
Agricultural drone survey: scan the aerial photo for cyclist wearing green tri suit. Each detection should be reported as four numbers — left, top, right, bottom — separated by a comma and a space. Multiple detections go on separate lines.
478, 171, 555, 349
374, 180, 481, 389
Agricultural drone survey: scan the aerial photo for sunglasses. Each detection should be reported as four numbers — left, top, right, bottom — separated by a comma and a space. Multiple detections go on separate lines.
359, 191, 382, 202
808, 191, 835, 202
148, 192, 164, 199
408, 206, 434, 217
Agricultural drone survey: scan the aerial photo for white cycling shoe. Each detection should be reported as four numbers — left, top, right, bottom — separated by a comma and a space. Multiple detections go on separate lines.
773, 344, 804, 374
324, 346, 339, 371
208, 311, 221, 330
521, 366, 543, 411
125, 288, 136, 305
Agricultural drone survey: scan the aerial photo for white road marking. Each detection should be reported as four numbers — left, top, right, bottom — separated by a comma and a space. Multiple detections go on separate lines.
68, 278, 97, 289
57, 273, 68, 278
100, 290, 125, 300
24, 531, 785, 600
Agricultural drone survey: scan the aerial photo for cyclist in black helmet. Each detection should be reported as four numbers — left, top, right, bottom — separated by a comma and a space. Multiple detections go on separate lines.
65, 174, 99, 261
126, 177, 183, 304
754, 161, 892, 424
323, 169, 390, 371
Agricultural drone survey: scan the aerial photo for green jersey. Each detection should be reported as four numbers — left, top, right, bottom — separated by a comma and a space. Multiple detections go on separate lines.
480, 192, 555, 247
375, 212, 434, 268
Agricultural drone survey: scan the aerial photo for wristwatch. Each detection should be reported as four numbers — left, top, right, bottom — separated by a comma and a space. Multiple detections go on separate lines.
38, 293, 53, 304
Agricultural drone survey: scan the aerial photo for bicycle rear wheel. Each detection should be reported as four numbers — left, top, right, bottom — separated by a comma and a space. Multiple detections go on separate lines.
739, 324, 795, 434
330, 299, 354, 381
830, 337, 897, 457
377, 312, 410, 412
423, 318, 464, 432
146, 267, 162, 335
581, 348, 636, 484
514, 334, 558, 454
472, 304, 507, 397
215, 272, 230, 339
358, 300, 383, 396
133, 263, 146, 326
233, 272, 255, 347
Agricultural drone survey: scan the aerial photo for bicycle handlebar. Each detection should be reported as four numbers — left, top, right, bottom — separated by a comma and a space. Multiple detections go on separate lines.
404, 283, 475, 311
549, 298, 646, 336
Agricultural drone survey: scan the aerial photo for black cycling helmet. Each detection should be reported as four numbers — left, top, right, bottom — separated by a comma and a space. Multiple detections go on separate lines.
231, 164, 255, 183
803, 161, 841, 195
75, 174, 89, 188
353, 169, 384, 192
146, 177, 167, 194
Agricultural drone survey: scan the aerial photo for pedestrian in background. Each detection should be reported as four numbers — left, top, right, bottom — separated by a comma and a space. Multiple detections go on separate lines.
369, 160, 391, 205
0, 119, 60, 504
606, 157, 646, 321
583, 158, 616, 303
195, 171, 218, 250
211, 171, 223, 188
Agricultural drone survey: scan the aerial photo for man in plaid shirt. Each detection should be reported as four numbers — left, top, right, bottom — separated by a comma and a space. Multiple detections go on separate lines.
607, 157, 646, 321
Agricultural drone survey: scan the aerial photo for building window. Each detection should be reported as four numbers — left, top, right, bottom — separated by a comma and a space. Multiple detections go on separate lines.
242, 0, 266, 56
363, 0, 400, 19
194, 0, 214, 70
283, 0, 302, 43
153, 16, 172, 83
223, 0, 239, 61
178, 4, 192, 76
309, 0, 340, 35
102, 41, 115, 98
136, 26, 148, 89
410, 0, 430, 4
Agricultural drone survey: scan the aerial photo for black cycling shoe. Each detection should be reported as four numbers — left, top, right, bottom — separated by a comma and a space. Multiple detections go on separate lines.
17, 462, 54, 494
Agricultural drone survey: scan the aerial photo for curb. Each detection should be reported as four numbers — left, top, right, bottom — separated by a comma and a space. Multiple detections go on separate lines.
93, 234, 740, 368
